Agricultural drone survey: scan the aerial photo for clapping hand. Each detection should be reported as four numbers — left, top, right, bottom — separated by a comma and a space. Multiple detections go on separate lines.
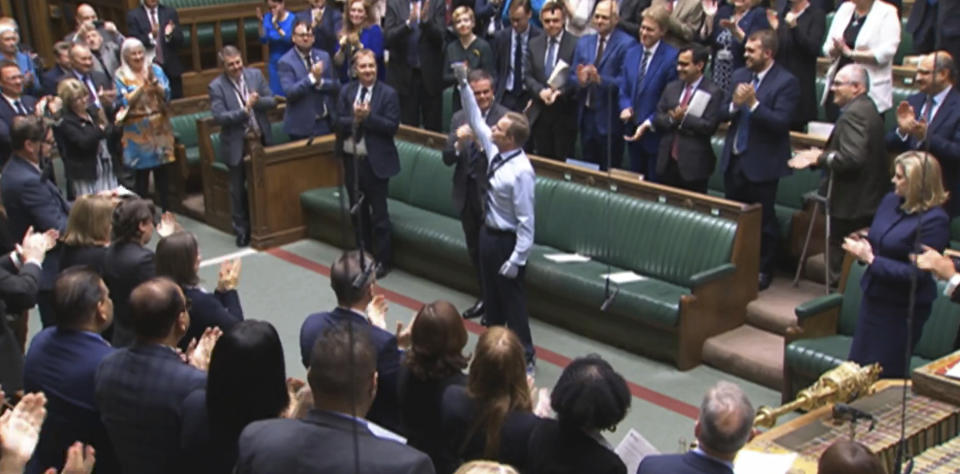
669, 104, 688, 122
17, 226, 54, 264
701, 0, 718, 16
787, 148, 821, 169
156, 211, 178, 237
366, 294, 388, 329
624, 122, 650, 142
44, 442, 96, 474
842, 234, 874, 265
354, 102, 371, 121
186, 327, 223, 371
395, 310, 417, 349
766, 9, 779, 30
576, 64, 591, 85
216, 259, 242, 292
914, 245, 957, 281
310, 60, 325, 81
619, 107, 634, 122
0, 392, 47, 469
164, 20, 175, 36
256, 7, 264, 21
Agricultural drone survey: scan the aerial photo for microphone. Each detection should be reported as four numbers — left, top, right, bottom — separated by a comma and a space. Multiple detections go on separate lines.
600, 284, 619, 312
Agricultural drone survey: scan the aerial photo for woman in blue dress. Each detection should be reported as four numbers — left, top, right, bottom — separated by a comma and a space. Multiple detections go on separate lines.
333, 0, 384, 83
258, 0, 295, 96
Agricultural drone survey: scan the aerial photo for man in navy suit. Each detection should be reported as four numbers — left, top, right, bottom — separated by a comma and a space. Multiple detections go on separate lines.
383, 0, 447, 131
95, 278, 215, 474
64, 43, 116, 117
620, 5, 678, 179
493, 0, 542, 112
720, 29, 798, 290
126, 0, 185, 98
240, 322, 433, 474
337, 49, 401, 275
297, 0, 343, 59
209, 46, 277, 247
1, 116, 70, 327
888, 51, 960, 216
571, 0, 635, 170
637, 382, 754, 474
41, 42, 72, 97
299, 251, 405, 432
0, 61, 38, 166
24, 268, 120, 474
279, 20, 338, 141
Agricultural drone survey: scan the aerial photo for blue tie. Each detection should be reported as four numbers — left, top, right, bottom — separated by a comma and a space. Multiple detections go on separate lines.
545, 38, 557, 80
923, 95, 936, 124
734, 74, 759, 155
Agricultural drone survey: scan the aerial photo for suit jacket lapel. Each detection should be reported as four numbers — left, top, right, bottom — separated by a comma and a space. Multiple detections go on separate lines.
928, 89, 958, 135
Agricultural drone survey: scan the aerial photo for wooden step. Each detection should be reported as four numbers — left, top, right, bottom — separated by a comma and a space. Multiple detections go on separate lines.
702, 325, 785, 391
745, 277, 825, 336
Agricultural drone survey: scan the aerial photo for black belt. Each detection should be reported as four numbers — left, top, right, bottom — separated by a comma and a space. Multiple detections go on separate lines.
484, 225, 515, 236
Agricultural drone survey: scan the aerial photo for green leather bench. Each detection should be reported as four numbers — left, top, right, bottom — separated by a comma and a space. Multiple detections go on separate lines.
172, 111, 212, 168
165, 0, 260, 8
301, 139, 745, 368
181, 19, 261, 50
783, 259, 960, 401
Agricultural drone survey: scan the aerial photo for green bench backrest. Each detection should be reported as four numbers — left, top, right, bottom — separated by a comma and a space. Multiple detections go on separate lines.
182, 18, 260, 49
270, 122, 289, 145
389, 140, 422, 200
165, 0, 260, 8
837, 261, 866, 336
777, 168, 821, 210
916, 284, 960, 359
388, 140, 458, 218
534, 178, 737, 286
171, 111, 212, 148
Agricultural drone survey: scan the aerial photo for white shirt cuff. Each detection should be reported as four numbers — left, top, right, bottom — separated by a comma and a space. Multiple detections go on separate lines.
945, 273, 960, 297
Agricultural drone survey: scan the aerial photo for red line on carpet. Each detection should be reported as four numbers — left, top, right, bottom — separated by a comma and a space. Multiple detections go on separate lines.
266, 247, 700, 420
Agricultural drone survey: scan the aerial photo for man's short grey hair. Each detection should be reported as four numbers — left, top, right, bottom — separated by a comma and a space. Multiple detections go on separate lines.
698, 381, 754, 455
838, 64, 870, 92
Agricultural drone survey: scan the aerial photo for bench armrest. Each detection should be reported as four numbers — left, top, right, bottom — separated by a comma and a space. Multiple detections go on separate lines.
795, 293, 843, 321
688, 263, 736, 287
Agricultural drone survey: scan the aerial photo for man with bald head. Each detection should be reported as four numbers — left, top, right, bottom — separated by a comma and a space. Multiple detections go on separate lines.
888, 51, 960, 216
64, 42, 116, 114
790, 63, 888, 285
64, 3, 124, 46
638, 381, 754, 473
95, 277, 219, 474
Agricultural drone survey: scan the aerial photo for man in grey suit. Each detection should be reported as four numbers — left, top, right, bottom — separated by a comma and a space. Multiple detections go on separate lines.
442, 70, 508, 320
237, 322, 435, 473
524, 1, 578, 160
789, 64, 888, 285
651, 45, 724, 193
209, 46, 277, 247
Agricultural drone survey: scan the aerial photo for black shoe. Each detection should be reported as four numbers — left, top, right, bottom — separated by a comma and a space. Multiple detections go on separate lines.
375, 264, 391, 280
462, 300, 485, 319
235, 233, 250, 247
758, 272, 773, 291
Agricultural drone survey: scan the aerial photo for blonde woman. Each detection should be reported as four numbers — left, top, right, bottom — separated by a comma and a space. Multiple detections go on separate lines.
114, 37, 175, 210
333, 0, 384, 82
454, 460, 520, 474
842, 151, 950, 378
55, 78, 120, 196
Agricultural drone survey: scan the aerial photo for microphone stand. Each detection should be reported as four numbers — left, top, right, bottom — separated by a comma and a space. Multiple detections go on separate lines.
600, 74, 617, 311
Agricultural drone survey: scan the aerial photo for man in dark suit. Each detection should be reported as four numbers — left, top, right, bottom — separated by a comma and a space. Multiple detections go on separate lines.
772, 0, 825, 131
720, 29, 798, 290
337, 49, 401, 275
0, 61, 39, 165
442, 70, 508, 320
1, 117, 69, 327
209, 46, 277, 248
65, 43, 116, 116
789, 64, 888, 286
620, 5, 677, 179
126, 0, 185, 99
524, 2, 578, 161
297, 0, 343, 59
299, 251, 405, 432
24, 268, 120, 474
384, 0, 446, 131
637, 382, 754, 474
95, 278, 216, 474
651, 45, 724, 193
41, 42, 72, 97
279, 20, 338, 141
493, 0, 542, 112
102, 198, 157, 347
0, 228, 50, 397
240, 322, 433, 474
887, 51, 960, 216
64, 3, 125, 47
571, 0, 635, 170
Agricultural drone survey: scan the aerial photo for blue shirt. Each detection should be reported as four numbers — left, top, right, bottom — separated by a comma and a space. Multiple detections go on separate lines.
459, 81, 535, 266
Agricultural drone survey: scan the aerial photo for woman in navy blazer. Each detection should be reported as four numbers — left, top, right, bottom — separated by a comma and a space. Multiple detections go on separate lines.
702, 0, 769, 93
843, 151, 951, 378
155, 231, 244, 350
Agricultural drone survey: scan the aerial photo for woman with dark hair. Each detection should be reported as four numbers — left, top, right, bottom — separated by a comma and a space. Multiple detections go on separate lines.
526, 355, 631, 474
156, 231, 244, 350
398, 300, 469, 467
439, 326, 540, 474
59, 194, 116, 274
181, 320, 293, 474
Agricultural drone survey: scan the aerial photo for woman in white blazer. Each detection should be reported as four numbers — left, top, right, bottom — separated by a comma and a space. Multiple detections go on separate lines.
821, 0, 900, 118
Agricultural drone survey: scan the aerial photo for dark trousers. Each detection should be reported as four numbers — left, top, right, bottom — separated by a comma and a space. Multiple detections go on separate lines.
37, 290, 55, 328
460, 179, 485, 290
227, 163, 250, 238
344, 154, 393, 267
725, 163, 779, 276
531, 108, 577, 161
581, 109, 623, 170
398, 69, 442, 132
168, 74, 183, 100
828, 215, 874, 285
501, 89, 529, 113
660, 158, 708, 194
134, 165, 170, 211
627, 142, 658, 180
478, 226, 534, 363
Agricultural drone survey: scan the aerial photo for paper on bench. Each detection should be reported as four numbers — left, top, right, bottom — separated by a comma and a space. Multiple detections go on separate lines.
614, 429, 659, 473
544, 253, 591, 263
600, 271, 647, 284
733, 450, 797, 474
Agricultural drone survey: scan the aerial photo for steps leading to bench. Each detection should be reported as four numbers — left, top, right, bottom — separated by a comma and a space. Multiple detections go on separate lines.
745, 278, 825, 336
702, 325, 785, 391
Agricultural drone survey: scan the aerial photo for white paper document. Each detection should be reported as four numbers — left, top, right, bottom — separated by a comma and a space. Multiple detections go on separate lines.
547, 60, 569, 89
945, 361, 960, 379
733, 450, 797, 474
685, 90, 712, 118
614, 429, 660, 473
544, 253, 591, 263
600, 271, 646, 284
